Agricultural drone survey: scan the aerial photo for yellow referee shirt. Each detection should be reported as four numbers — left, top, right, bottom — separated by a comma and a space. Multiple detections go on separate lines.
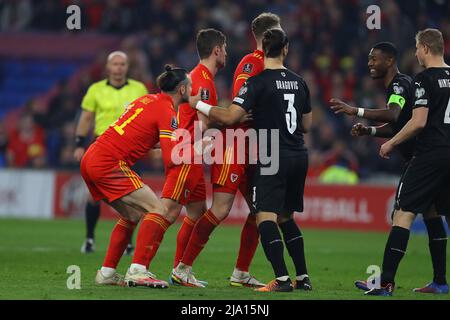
81, 79, 148, 136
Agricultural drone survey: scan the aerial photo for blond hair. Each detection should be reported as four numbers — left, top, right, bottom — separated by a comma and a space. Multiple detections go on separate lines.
416, 28, 444, 56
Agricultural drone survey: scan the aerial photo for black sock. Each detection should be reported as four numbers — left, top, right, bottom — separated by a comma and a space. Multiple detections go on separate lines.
86, 202, 100, 239
258, 221, 289, 278
381, 226, 410, 286
424, 217, 447, 285
279, 219, 308, 277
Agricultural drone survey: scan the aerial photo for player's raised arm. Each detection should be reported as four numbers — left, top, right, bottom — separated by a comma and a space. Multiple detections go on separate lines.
330, 43, 411, 124
351, 122, 394, 138
191, 74, 257, 126
329, 97, 401, 123
193, 101, 248, 126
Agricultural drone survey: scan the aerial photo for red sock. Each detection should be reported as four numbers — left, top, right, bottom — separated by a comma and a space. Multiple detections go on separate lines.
181, 209, 220, 266
103, 218, 136, 268
132, 213, 171, 268
235, 214, 259, 272
173, 216, 196, 268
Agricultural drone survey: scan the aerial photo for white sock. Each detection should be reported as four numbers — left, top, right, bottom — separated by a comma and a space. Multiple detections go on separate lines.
177, 263, 190, 270
100, 267, 116, 277
276, 275, 290, 282
233, 268, 248, 277
296, 274, 309, 281
130, 263, 147, 273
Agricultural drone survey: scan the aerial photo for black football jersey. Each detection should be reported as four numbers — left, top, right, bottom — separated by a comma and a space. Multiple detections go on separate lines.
387, 73, 415, 160
412, 67, 450, 154
233, 68, 311, 156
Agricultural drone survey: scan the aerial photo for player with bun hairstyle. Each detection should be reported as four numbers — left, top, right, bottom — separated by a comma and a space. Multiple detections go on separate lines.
80, 65, 199, 289
173, 13, 281, 289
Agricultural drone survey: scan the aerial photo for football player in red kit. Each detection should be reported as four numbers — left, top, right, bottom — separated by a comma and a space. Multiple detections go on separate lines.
80, 65, 197, 288
153, 28, 225, 287
172, 13, 282, 288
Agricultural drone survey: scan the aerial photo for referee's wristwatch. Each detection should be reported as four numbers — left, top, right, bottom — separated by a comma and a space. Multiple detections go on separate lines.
75, 136, 87, 148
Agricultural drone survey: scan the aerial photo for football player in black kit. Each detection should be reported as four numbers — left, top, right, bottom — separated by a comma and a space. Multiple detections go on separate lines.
329, 42, 448, 295
366, 28, 450, 296
191, 28, 313, 292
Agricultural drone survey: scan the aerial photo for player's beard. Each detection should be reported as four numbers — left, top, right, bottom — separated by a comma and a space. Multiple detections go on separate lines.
217, 59, 225, 69
181, 92, 190, 103
370, 68, 386, 80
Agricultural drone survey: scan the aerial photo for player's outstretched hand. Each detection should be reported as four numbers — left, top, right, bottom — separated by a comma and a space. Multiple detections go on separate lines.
239, 112, 253, 124
189, 87, 203, 109
329, 98, 357, 116
379, 141, 394, 159
74, 147, 85, 162
351, 123, 369, 136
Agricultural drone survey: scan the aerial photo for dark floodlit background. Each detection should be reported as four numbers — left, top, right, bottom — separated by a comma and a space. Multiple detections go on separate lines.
0, 0, 449, 181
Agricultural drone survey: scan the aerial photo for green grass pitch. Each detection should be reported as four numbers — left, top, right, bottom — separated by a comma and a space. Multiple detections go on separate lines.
0, 218, 448, 300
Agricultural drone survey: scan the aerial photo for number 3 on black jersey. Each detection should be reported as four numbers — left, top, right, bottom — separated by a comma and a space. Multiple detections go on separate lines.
284, 93, 297, 134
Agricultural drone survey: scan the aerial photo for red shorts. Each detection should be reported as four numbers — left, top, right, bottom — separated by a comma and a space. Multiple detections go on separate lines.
211, 145, 253, 195
161, 164, 206, 205
80, 144, 143, 202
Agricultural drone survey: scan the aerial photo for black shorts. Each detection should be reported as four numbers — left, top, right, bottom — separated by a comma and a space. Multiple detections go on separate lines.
252, 153, 308, 214
395, 150, 450, 216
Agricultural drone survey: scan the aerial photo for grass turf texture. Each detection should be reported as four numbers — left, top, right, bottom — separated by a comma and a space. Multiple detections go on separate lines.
0, 218, 448, 300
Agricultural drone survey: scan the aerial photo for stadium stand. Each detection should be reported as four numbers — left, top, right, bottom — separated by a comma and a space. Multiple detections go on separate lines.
0, 0, 449, 178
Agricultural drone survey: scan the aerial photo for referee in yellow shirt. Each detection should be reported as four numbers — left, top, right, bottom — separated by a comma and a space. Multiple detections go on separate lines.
74, 51, 148, 254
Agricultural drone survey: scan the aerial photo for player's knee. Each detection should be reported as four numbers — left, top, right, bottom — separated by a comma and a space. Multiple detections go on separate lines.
392, 209, 415, 229
209, 204, 230, 221
210, 198, 234, 221
186, 210, 203, 222
151, 201, 167, 216
423, 206, 439, 220
164, 206, 180, 224
277, 215, 292, 224
127, 213, 142, 224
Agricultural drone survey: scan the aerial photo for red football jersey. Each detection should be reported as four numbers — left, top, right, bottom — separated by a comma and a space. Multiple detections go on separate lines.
178, 63, 217, 139
232, 49, 264, 97
95, 93, 178, 171
232, 50, 264, 129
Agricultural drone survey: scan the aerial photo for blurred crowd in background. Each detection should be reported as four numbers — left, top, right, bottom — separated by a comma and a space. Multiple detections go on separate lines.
0, 0, 449, 183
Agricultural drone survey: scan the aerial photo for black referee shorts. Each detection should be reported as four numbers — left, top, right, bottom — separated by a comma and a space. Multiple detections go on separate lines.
252, 153, 308, 214
395, 150, 450, 216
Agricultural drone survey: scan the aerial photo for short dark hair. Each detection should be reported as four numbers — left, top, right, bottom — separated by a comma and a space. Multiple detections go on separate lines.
372, 42, 398, 60
251, 12, 281, 40
196, 28, 226, 60
416, 28, 444, 56
262, 28, 289, 58
156, 64, 188, 93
